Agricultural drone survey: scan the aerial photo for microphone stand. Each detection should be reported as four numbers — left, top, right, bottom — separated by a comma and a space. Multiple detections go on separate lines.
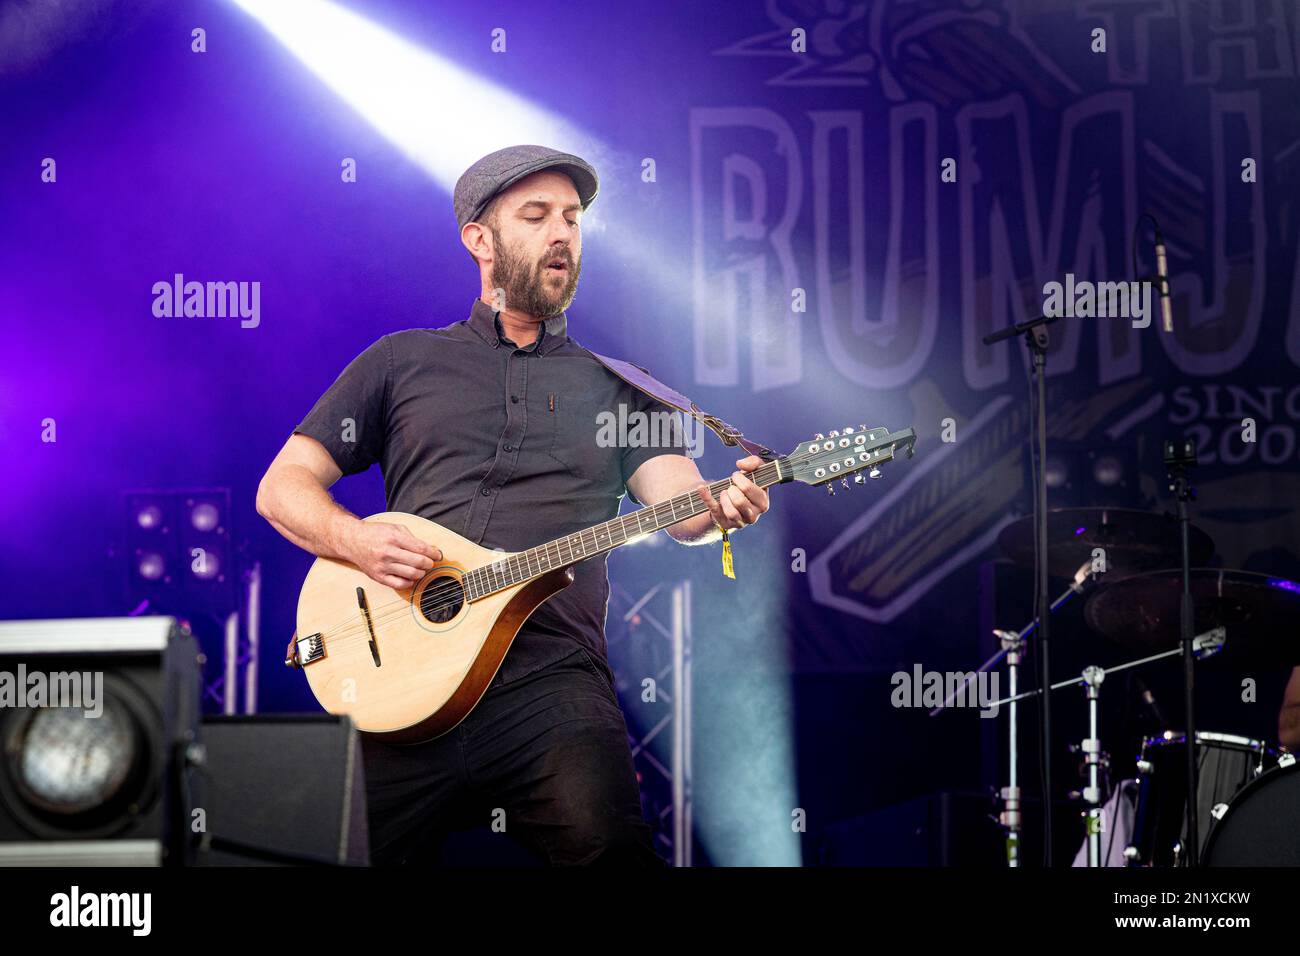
1164, 438, 1200, 864
983, 313, 1059, 865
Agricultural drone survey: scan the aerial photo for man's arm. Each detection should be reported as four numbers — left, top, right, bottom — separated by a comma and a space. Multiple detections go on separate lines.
626, 453, 769, 545
1280, 666, 1300, 751
256, 433, 440, 590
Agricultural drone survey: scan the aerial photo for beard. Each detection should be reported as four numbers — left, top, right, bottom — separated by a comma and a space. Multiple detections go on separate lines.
489, 227, 581, 318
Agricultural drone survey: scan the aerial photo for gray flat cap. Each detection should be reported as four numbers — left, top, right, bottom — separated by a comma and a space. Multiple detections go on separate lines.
454, 145, 599, 231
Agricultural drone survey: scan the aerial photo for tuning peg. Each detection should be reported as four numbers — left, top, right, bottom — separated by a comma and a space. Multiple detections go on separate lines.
813, 433, 824, 441
853, 473, 865, 484
828, 430, 840, 438
826, 484, 836, 496
869, 467, 882, 479
840, 477, 849, 489
843, 426, 854, 434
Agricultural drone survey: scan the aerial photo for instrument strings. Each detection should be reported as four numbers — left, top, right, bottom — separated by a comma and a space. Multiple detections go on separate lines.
304, 440, 896, 654
306, 460, 791, 652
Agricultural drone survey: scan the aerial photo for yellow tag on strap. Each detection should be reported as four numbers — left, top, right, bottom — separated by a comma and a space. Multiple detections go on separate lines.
720, 525, 735, 579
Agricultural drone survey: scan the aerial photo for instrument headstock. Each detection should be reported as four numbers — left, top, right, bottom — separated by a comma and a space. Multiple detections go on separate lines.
782, 425, 916, 493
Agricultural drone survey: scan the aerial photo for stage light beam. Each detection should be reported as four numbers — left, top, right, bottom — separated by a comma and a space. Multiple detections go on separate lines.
229, 0, 600, 198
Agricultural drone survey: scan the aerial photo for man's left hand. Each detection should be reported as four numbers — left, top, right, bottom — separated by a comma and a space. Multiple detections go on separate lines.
697, 455, 770, 531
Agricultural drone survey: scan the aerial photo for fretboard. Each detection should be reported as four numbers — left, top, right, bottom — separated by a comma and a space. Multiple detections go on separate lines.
463, 457, 788, 601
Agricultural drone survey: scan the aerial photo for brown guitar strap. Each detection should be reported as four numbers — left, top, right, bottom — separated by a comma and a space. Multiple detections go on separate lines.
580, 346, 776, 580
579, 347, 777, 461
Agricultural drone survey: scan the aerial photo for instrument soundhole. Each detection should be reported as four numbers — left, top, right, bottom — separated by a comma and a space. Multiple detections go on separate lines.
418, 575, 464, 624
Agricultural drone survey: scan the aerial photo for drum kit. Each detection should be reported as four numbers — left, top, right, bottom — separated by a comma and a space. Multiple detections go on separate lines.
958, 243, 1300, 867
954, 505, 1300, 868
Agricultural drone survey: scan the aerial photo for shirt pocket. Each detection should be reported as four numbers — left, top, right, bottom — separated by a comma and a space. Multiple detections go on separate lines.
546, 390, 614, 482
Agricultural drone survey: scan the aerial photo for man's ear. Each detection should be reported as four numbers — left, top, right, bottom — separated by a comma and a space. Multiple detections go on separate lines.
461, 221, 492, 263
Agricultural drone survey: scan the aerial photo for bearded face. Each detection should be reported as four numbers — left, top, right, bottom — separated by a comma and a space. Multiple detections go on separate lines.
489, 223, 581, 318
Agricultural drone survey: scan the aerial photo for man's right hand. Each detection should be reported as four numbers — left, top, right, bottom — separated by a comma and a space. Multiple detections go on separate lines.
344, 521, 443, 590
257, 435, 443, 590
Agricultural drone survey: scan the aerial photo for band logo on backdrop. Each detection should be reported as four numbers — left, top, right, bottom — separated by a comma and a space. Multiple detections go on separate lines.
692, 1, 1300, 627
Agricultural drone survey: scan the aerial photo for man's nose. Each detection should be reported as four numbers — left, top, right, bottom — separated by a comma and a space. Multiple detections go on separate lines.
544, 216, 572, 246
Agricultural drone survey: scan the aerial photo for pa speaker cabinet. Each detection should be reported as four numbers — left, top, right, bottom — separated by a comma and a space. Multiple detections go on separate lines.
196, 714, 368, 866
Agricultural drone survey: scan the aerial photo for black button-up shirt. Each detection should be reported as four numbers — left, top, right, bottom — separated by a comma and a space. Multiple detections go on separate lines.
294, 298, 688, 687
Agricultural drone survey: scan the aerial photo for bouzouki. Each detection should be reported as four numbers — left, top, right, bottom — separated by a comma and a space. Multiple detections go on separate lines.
288, 424, 916, 744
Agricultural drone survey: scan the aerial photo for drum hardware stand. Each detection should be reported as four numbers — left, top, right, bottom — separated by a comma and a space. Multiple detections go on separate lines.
930, 561, 1092, 868
1164, 437, 1200, 865
988, 627, 1224, 711
1079, 665, 1106, 867
930, 561, 1094, 867
998, 628, 1024, 868
987, 626, 1225, 863
984, 311, 1062, 864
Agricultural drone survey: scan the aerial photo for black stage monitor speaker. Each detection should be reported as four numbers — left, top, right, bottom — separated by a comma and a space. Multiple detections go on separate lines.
196, 714, 369, 866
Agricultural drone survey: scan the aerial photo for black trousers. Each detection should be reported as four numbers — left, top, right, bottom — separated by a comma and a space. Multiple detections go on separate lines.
361, 646, 664, 866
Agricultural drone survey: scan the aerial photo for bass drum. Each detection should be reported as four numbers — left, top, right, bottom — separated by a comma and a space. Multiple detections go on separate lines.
1202, 755, 1300, 866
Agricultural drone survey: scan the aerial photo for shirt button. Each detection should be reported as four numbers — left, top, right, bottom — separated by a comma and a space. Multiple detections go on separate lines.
481, 488, 491, 496
504, 444, 514, 452
511, 395, 519, 403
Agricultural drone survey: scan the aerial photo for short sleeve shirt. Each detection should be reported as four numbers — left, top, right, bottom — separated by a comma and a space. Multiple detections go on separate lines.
293, 298, 691, 687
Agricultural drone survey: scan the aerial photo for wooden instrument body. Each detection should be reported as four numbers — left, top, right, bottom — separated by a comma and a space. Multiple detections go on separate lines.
295, 512, 573, 744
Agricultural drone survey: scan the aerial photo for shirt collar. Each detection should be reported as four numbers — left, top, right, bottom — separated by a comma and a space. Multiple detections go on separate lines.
468, 298, 567, 354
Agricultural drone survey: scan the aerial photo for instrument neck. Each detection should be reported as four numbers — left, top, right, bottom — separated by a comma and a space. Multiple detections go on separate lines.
464, 457, 787, 600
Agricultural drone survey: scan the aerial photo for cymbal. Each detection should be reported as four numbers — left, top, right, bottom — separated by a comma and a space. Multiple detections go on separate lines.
998, 508, 1214, 580
1083, 569, 1300, 666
